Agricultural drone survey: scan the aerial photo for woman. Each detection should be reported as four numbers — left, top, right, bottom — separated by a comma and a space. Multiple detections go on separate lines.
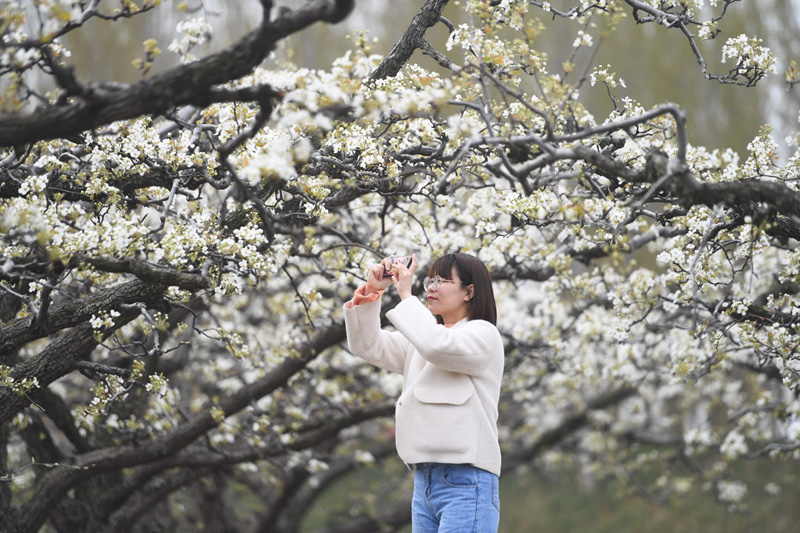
343, 252, 504, 532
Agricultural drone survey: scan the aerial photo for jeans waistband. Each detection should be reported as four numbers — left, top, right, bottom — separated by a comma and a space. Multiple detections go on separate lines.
410, 462, 474, 471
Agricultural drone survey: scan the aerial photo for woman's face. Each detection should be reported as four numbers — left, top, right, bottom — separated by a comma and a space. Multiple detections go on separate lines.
426, 267, 473, 323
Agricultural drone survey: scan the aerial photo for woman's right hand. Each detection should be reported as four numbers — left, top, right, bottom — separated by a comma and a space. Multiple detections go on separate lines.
364, 260, 394, 295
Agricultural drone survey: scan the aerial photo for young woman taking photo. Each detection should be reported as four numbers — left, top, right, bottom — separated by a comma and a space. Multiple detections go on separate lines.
343, 252, 504, 532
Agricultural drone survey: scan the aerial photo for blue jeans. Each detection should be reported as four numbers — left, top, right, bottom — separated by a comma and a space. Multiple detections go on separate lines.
412, 463, 500, 533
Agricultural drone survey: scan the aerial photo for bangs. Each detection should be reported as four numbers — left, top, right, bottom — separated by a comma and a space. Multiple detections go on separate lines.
428, 254, 458, 280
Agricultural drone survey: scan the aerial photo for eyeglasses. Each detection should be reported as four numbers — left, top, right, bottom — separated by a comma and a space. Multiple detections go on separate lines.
423, 275, 465, 291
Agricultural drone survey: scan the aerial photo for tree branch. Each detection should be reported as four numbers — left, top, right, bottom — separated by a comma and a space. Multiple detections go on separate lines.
370, 0, 451, 81
0, 305, 143, 425
15, 322, 347, 533
0, 0, 353, 147
74, 256, 209, 291
509, 386, 637, 465
0, 280, 166, 358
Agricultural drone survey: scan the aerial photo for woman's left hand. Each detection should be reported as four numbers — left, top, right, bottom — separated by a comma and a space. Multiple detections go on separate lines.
393, 253, 417, 301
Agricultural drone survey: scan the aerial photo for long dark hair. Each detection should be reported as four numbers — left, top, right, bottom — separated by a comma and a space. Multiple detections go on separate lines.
427, 253, 497, 325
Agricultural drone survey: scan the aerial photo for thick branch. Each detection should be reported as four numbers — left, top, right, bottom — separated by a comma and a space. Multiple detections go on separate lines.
106, 469, 205, 533
0, 306, 143, 426
0, 280, 165, 358
99, 402, 394, 477
370, 0, 451, 81
571, 144, 800, 222
0, 0, 354, 147
74, 256, 209, 291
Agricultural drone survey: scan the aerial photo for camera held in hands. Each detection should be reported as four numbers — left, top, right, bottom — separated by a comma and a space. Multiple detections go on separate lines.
384, 255, 413, 276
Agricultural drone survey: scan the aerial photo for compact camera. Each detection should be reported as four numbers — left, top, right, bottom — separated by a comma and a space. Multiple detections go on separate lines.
384, 255, 413, 276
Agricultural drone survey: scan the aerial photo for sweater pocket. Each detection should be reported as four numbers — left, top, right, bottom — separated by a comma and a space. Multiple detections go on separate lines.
404, 383, 479, 458
413, 385, 474, 405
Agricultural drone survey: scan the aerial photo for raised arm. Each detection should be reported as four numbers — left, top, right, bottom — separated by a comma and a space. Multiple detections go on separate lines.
386, 297, 503, 376
343, 258, 412, 374
343, 292, 409, 374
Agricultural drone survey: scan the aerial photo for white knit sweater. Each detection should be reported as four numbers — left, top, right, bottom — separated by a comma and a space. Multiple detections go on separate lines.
343, 295, 504, 476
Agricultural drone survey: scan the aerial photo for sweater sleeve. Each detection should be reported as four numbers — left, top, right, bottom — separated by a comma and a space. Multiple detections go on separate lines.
343, 294, 409, 375
385, 296, 503, 376
344, 284, 384, 308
